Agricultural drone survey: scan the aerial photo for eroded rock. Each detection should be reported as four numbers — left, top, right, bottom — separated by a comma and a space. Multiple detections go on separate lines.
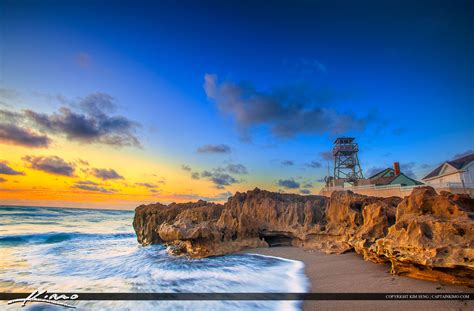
370, 187, 474, 285
133, 186, 474, 286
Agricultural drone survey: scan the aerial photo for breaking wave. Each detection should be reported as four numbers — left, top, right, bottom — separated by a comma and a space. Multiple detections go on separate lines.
0, 206, 309, 310
0, 232, 135, 246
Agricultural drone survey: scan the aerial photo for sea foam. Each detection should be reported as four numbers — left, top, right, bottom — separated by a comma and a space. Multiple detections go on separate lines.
0, 206, 308, 310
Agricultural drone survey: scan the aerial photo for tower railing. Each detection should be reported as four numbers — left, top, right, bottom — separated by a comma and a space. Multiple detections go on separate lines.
333, 144, 358, 155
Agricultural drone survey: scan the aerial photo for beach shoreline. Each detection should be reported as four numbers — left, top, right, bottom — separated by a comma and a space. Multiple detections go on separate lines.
239, 247, 473, 311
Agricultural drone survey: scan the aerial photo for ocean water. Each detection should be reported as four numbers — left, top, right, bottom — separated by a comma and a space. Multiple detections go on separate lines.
0, 206, 308, 310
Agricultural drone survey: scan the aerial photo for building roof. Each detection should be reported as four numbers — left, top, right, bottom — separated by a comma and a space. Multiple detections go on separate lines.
422, 153, 474, 180
370, 173, 423, 186
367, 168, 392, 180
367, 167, 423, 186
370, 174, 397, 185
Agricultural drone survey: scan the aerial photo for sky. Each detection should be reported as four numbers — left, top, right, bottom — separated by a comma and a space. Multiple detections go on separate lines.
0, 0, 473, 209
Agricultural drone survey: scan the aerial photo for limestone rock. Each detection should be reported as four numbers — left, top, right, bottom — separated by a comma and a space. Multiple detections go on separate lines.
133, 200, 223, 245
370, 187, 474, 285
133, 186, 474, 286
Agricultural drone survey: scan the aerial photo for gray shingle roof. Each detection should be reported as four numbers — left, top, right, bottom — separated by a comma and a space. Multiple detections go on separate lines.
422, 153, 474, 180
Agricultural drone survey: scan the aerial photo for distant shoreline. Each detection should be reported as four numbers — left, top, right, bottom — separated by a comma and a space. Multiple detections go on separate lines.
239, 247, 473, 311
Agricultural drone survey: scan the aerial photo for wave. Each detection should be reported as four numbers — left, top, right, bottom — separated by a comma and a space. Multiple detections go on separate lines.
0, 206, 309, 310
0, 206, 133, 218
0, 212, 62, 218
0, 232, 135, 246
0, 206, 43, 212
249, 254, 308, 293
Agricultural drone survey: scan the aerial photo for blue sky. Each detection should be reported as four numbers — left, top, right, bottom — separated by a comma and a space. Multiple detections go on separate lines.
0, 0, 473, 206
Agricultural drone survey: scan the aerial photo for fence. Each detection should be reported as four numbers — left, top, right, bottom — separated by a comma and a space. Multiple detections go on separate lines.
319, 182, 474, 198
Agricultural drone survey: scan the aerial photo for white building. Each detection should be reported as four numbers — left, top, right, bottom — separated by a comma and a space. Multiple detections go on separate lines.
422, 154, 474, 196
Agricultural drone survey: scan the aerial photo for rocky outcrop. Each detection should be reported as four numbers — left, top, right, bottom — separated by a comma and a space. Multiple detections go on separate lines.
133, 187, 474, 286
370, 188, 474, 285
133, 200, 224, 246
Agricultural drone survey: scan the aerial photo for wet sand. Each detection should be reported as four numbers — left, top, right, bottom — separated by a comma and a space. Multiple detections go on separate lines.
240, 247, 473, 311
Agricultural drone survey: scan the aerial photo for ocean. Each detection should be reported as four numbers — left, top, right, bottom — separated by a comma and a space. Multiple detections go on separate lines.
0, 206, 308, 310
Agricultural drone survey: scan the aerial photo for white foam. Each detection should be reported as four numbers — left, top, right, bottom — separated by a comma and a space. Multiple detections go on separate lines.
1, 207, 310, 311
249, 254, 309, 311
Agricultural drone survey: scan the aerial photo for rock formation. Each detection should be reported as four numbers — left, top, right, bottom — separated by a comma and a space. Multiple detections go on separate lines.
133, 187, 474, 286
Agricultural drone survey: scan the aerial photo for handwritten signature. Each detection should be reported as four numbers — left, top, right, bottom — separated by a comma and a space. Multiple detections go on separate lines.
8, 289, 78, 308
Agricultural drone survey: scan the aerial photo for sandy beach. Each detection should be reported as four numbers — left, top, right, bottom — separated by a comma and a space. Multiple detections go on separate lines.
240, 247, 473, 311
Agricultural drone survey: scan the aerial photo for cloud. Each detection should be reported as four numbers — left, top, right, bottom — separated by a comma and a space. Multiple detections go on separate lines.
196, 144, 231, 154
0, 109, 23, 121
306, 161, 322, 168
400, 162, 417, 178
72, 180, 116, 193
75, 52, 92, 68
453, 150, 474, 159
0, 161, 24, 175
320, 150, 333, 161
77, 159, 89, 166
91, 168, 124, 180
135, 182, 159, 193
0, 123, 51, 148
0, 177, 6, 182
302, 182, 313, 188
281, 160, 294, 166
181, 165, 192, 171
300, 189, 311, 195
210, 173, 237, 189
277, 179, 300, 189
204, 74, 370, 140
366, 166, 386, 178
0, 88, 19, 100
23, 155, 75, 176
76, 92, 116, 115
196, 164, 247, 188
224, 163, 248, 174
171, 191, 233, 202
201, 170, 213, 178
24, 92, 141, 147
135, 182, 157, 189
75, 180, 98, 185
198, 170, 239, 188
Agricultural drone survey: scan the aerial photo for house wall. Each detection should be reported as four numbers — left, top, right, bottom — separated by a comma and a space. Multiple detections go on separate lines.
424, 171, 462, 185
462, 161, 474, 183
391, 174, 420, 186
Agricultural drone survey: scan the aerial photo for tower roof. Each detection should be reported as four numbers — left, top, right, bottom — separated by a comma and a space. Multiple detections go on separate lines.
334, 137, 355, 144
